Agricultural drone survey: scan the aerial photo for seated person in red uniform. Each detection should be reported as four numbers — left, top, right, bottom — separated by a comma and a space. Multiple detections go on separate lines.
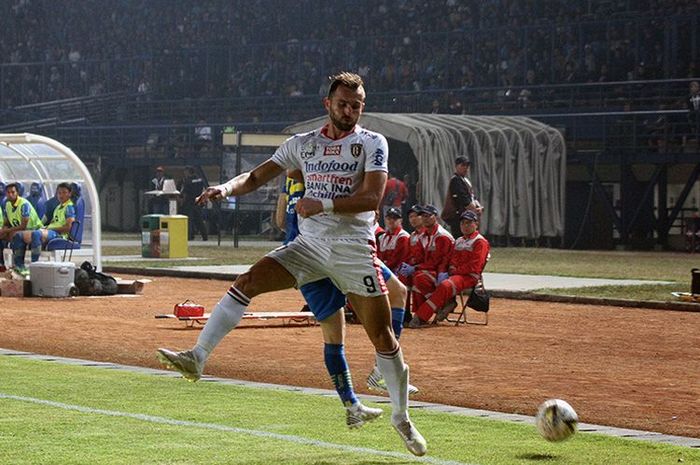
378, 207, 410, 274
410, 210, 490, 326
399, 204, 454, 323
397, 204, 425, 316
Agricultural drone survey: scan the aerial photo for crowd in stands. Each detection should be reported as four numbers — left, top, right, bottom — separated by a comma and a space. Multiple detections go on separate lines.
0, 179, 84, 272
1, 0, 698, 110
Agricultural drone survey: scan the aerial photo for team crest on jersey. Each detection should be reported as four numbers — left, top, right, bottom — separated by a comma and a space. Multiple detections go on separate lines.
300, 142, 316, 160
350, 143, 363, 158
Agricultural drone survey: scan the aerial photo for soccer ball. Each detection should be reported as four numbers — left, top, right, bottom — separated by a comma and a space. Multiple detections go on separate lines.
535, 399, 578, 442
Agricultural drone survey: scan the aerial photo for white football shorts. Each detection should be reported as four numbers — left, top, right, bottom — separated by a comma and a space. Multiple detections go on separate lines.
266, 234, 388, 297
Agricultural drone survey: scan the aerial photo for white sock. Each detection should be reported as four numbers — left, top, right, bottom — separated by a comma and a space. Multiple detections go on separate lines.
193, 286, 249, 363
375, 347, 409, 424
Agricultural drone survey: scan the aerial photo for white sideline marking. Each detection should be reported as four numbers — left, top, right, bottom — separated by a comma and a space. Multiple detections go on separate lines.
0, 393, 475, 465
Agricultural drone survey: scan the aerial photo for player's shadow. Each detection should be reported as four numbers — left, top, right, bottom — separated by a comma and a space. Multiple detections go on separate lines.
517, 453, 557, 460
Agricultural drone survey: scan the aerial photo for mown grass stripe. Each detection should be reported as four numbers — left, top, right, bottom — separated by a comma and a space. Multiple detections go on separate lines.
0, 392, 476, 465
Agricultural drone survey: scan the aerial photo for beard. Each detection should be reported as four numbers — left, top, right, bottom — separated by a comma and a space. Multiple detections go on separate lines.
329, 111, 356, 132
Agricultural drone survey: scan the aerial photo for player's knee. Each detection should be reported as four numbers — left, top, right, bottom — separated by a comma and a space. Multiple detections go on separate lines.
388, 281, 407, 308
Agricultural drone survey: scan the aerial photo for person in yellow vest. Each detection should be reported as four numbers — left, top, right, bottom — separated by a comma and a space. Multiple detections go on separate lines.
3, 182, 42, 269
12, 182, 74, 269
0, 199, 5, 270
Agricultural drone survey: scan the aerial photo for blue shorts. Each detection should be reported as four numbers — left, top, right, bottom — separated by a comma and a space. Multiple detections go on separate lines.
379, 261, 392, 283
300, 261, 394, 322
45, 230, 61, 242
300, 278, 345, 322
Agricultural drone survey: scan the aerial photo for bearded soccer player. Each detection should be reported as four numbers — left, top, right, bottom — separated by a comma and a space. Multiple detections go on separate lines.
156, 72, 427, 456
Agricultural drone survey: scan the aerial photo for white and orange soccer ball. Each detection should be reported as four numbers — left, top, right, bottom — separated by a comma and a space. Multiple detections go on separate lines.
535, 399, 578, 442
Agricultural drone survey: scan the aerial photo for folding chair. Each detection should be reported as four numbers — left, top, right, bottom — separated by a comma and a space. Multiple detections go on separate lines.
443, 255, 490, 326
448, 282, 489, 326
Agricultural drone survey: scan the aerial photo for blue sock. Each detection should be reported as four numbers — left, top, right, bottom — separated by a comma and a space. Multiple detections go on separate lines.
12, 236, 25, 268
391, 308, 405, 340
324, 343, 357, 407
30, 231, 43, 262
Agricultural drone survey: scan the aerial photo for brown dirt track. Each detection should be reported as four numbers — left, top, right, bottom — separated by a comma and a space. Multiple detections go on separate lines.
3, 275, 700, 439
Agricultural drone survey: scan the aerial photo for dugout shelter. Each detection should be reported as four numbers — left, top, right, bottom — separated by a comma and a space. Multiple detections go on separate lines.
0, 133, 102, 269
286, 113, 566, 241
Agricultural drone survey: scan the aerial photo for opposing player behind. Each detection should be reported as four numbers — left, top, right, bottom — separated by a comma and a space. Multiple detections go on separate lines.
156, 72, 426, 456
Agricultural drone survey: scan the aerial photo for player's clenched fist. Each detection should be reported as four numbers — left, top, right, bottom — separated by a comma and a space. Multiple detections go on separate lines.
196, 186, 227, 205
295, 197, 323, 218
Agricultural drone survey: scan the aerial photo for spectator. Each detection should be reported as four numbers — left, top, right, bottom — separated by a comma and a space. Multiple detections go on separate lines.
179, 166, 208, 241
443, 156, 482, 238
401, 204, 454, 326
377, 207, 410, 275
148, 166, 169, 214
411, 210, 490, 325
194, 119, 213, 153
18, 182, 75, 266
381, 171, 408, 225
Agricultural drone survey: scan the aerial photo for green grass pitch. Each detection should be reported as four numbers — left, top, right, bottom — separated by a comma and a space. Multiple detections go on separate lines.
0, 356, 697, 465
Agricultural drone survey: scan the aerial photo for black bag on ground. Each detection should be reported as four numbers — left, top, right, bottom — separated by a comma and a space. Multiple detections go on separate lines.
75, 261, 118, 296
467, 281, 490, 313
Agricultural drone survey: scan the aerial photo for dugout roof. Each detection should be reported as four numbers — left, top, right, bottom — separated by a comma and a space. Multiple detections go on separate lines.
0, 133, 101, 269
286, 113, 566, 239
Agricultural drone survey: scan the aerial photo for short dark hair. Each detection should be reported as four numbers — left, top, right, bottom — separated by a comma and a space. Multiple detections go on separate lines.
455, 156, 470, 166
5, 182, 19, 192
327, 72, 364, 99
57, 182, 72, 192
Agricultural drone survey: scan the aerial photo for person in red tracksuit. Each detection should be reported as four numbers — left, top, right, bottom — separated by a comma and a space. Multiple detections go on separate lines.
411, 210, 490, 326
399, 204, 454, 326
397, 204, 426, 315
378, 207, 410, 274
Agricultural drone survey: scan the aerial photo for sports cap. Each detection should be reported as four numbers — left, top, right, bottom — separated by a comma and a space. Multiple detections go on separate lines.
460, 210, 479, 222
420, 204, 439, 216
385, 207, 402, 219
408, 204, 424, 214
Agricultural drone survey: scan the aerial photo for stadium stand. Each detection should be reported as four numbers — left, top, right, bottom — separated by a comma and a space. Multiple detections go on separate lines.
1, 0, 698, 248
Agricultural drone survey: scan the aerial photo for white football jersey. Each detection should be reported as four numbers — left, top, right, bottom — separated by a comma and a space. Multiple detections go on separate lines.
271, 124, 388, 240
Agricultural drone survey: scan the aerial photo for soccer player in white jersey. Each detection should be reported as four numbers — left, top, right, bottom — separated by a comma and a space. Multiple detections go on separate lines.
156, 72, 427, 456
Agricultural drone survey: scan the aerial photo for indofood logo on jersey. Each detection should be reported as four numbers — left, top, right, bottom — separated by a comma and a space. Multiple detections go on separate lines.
304, 159, 359, 173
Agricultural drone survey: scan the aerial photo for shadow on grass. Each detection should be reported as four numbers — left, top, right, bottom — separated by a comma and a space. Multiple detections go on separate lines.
517, 452, 558, 460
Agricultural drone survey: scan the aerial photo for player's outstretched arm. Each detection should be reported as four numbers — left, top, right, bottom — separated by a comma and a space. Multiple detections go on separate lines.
196, 160, 284, 205
296, 171, 387, 218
